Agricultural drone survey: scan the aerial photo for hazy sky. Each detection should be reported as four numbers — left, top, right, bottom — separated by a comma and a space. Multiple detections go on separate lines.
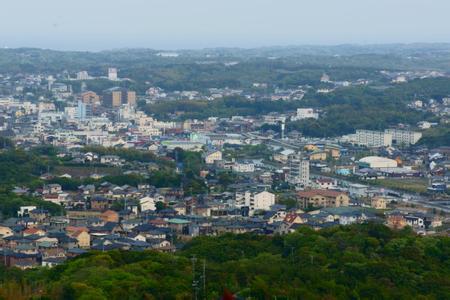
1, 0, 449, 51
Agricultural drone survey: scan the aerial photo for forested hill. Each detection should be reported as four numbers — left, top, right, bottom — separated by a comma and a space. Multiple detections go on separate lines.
0, 223, 448, 299
1, 43, 450, 77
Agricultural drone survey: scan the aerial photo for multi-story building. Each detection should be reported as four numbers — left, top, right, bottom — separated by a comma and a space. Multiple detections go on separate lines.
286, 153, 310, 187
103, 89, 122, 107
355, 129, 392, 147
235, 190, 275, 215
297, 189, 349, 209
291, 108, 319, 121
76, 101, 92, 121
81, 91, 100, 105
126, 91, 136, 106
384, 129, 422, 145
108, 68, 118, 81
103, 88, 136, 108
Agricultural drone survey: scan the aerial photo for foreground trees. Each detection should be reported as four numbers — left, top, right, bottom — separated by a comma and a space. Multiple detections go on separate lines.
0, 223, 449, 299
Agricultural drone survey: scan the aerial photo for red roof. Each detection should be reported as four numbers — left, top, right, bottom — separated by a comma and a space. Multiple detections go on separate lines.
284, 213, 299, 224
66, 226, 89, 233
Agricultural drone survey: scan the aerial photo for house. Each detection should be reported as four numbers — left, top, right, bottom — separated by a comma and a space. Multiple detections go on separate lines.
386, 213, 407, 229
324, 145, 341, 159
66, 226, 91, 248
90, 196, 114, 211
273, 149, 295, 164
232, 161, 255, 173
297, 189, 349, 209
371, 196, 387, 209
139, 196, 156, 212
405, 215, 425, 229
100, 155, 123, 166
284, 213, 306, 225
304, 144, 319, 152
23, 228, 46, 237
322, 207, 370, 225
43, 184, 62, 194
17, 206, 37, 217
309, 151, 327, 161
29, 209, 49, 222
315, 178, 337, 189
0, 226, 13, 238
0, 250, 39, 269
204, 150, 222, 164
100, 210, 119, 223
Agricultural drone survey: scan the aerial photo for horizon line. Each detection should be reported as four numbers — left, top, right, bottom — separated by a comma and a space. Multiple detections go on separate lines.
2, 42, 450, 53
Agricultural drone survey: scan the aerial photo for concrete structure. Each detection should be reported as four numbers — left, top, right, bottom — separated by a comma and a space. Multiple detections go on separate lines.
108, 68, 118, 81
103, 88, 136, 108
297, 189, 349, 209
355, 130, 392, 147
359, 156, 398, 169
81, 91, 100, 105
385, 129, 422, 145
103, 89, 122, 107
286, 153, 310, 187
292, 108, 319, 120
235, 190, 275, 215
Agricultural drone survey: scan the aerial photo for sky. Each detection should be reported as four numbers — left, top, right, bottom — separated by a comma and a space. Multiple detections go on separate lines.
0, 0, 449, 51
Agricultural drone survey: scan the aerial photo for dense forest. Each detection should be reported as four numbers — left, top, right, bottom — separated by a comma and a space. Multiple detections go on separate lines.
0, 223, 448, 299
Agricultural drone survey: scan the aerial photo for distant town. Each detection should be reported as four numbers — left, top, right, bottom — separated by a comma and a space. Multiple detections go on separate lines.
0, 47, 449, 271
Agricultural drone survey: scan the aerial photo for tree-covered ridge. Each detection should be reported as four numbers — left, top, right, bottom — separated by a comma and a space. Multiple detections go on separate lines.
0, 223, 448, 299
144, 78, 448, 138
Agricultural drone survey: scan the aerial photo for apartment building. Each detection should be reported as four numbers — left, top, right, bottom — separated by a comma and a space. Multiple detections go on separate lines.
286, 153, 310, 187
235, 190, 275, 215
81, 91, 100, 105
297, 189, 349, 209
103, 88, 136, 108
355, 129, 392, 147
385, 129, 422, 145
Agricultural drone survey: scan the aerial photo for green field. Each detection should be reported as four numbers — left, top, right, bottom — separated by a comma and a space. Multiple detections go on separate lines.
369, 178, 428, 194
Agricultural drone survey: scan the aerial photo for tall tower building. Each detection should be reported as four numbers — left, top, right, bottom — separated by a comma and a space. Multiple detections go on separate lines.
76, 100, 91, 121
102, 88, 136, 108
103, 89, 122, 107
126, 91, 136, 106
286, 153, 310, 187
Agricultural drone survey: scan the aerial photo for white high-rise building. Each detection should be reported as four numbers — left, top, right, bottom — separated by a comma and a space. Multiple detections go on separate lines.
108, 68, 118, 81
355, 130, 392, 147
287, 153, 310, 187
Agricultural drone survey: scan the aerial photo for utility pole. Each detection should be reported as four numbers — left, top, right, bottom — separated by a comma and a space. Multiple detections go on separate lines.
202, 259, 206, 300
191, 255, 198, 300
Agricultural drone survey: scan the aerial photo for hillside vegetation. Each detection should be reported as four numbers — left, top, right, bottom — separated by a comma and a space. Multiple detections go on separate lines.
0, 223, 448, 299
